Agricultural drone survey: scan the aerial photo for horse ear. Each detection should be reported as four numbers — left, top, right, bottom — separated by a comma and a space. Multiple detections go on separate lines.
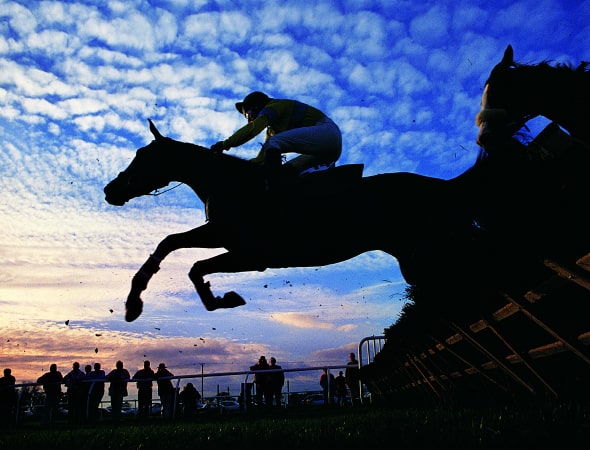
148, 118, 164, 141
502, 45, 515, 66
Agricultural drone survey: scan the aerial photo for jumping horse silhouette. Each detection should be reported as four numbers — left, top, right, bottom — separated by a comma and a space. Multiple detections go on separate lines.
104, 120, 590, 322
477, 44, 590, 149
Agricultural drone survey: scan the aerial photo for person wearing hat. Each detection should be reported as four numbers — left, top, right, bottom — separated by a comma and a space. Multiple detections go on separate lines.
154, 363, 175, 418
210, 91, 342, 191
249, 355, 270, 407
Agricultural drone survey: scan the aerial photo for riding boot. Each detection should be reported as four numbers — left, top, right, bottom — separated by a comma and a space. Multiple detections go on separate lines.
282, 162, 300, 178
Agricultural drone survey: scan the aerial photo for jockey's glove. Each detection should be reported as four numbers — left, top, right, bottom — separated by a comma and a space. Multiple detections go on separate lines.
211, 141, 228, 153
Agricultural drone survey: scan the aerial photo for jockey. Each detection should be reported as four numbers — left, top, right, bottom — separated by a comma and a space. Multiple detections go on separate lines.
211, 91, 342, 190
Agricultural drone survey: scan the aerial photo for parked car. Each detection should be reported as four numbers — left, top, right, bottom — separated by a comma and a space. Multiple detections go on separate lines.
150, 402, 162, 415
22, 405, 67, 418
305, 394, 325, 406
305, 393, 340, 406
201, 399, 241, 412
219, 400, 240, 411
104, 402, 137, 416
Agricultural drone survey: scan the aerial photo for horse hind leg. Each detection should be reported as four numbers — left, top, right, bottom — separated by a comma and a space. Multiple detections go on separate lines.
188, 264, 246, 311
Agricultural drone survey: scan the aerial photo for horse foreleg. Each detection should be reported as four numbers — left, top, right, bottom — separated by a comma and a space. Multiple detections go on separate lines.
125, 254, 161, 322
188, 252, 267, 311
125, 223, 225, 322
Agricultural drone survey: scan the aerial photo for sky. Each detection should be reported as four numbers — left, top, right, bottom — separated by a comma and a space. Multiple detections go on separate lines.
1, 0, 589, 395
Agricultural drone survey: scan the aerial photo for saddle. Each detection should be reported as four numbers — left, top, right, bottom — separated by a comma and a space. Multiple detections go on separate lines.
280, 163, 364, 198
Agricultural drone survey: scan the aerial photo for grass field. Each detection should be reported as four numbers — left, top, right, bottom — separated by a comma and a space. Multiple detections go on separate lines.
2, 402, 589, 449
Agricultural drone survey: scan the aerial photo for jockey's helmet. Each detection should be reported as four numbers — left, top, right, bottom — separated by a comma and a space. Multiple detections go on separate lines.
235, 91, 270, 118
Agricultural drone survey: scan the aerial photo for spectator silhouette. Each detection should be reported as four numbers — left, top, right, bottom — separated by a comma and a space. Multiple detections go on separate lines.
250, 356, 269, 407
133, 360, 155, 419
320, 368, 336, 406
106, 360, 130, 421
335, 370, 347, 406
37, 364, 63, 425
345, 352, 361, 406
155, 363, 175, 418
178, 382, 201, 418
87, 362, 105, 421
0, 368, 17, 426
64, 361, 85, 423
80, 364, 92, 420
267, 357, 285, 407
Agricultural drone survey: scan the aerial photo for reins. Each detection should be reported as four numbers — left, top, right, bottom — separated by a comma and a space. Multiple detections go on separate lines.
148, 182, 184, 196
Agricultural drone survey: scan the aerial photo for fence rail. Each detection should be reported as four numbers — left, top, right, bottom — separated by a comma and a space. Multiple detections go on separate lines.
361, 252, 590, 405
3, 360, 382, 426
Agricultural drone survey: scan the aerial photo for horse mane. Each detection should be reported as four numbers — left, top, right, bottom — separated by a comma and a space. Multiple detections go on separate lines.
179, 140, 264, 175
551, 58, 589, 71
486, 57, 590, 88
536, 59, 590, 74
511, 59, 590, 80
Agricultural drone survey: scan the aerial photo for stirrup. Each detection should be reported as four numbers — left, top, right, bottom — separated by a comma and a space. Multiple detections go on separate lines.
298, 162, 335, 175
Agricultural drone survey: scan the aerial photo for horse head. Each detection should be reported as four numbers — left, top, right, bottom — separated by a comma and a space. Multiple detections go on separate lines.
104, 120, 174, 206
477, 45, 590, 149
105, 119, 269, 210
476, 45, 534, 149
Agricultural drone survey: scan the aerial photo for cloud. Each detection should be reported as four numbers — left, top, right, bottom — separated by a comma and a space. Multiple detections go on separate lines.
1, 2, 37, 35
409, 5, 450, 46
271, 312, 335, 330
0, 61, 69, 97
0, 322, 273, 384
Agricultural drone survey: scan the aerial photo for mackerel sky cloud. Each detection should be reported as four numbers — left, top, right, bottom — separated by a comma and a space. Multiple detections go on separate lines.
1, 0, 588, 392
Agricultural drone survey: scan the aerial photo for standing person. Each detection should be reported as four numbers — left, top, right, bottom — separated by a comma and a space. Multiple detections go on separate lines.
81, 364, 92, 421
37, 364, 63, 425
155, 363, 175, 418
83, 364, 92, 376
267, 357, 285, 407
106, 360, 130, 421
0, 368, 17, 426
319, 368, 336, 406
335, 370, 347, 407
249, 356, 269, 407
345, 352, 361, 406
133, 360, 155, 419
178, 382, 201, 418
211, 92, 342, 191
64, 361, 85, 423
86, 362, 106, 421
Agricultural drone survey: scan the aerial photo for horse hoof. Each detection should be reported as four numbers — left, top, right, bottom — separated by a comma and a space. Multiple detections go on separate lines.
203, 292, 246, 311
125, 298, 143, 322
221, 291, 246, 308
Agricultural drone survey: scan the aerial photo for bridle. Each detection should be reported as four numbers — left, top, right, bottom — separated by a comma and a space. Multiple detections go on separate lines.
148, 182, 184, 196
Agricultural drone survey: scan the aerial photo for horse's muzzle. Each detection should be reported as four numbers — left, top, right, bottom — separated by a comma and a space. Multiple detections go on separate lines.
104, 193, 127, 206
104, 180, 128, 206
476, 121, 493, 148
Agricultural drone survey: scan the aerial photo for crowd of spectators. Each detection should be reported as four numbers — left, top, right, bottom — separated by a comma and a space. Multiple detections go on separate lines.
1, 353, 362, 426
